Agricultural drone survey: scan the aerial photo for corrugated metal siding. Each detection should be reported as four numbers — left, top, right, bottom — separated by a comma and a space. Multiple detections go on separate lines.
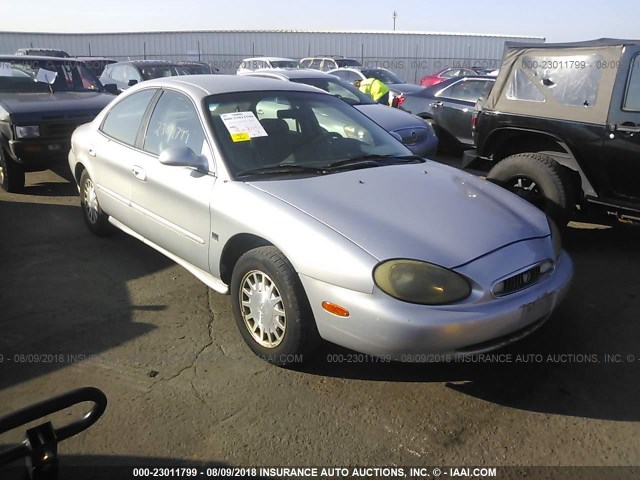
0, 30, 544, 80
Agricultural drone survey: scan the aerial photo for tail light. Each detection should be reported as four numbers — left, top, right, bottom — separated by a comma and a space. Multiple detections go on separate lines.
471, 113, 478, 132
392, 94, 405, 108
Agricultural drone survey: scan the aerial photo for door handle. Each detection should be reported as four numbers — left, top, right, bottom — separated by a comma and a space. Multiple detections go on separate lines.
88, 147, 96, 157
614, 124, 640, 134
432, 101, 443, 108
131, 166, 146, 181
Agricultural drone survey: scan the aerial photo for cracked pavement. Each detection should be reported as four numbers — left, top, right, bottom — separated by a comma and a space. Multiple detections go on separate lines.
1, 168, 640, 470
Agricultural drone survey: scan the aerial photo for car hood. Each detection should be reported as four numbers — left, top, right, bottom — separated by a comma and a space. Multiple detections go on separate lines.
247, 162, 550, 268
355, 104, 426, 132
389, 83, 424, 94
0, 91, 115, 121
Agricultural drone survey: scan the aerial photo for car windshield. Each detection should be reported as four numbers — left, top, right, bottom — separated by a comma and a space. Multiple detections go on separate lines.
270, 61, 298, 69
206, 90, 415, 179
0, 58, 103, 92
290, 78, 374, 106
140, 64, 190, 79
362, 68, 405, 85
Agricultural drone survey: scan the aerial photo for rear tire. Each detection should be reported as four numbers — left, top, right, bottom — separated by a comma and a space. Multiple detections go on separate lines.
79, 170, 112, 236
0, 149, 25, 193
487, 153, 575, 226
230, 246, 320, 366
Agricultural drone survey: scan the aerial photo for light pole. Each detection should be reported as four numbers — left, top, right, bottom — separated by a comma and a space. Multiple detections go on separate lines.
392, 11, 398, 31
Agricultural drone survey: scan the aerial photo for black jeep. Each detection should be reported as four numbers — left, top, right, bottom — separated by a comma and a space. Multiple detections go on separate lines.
0, 56, 116, 192
465, 39, 640, 226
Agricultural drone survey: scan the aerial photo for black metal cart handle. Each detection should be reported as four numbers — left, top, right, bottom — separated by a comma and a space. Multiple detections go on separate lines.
0, 387, 107, 465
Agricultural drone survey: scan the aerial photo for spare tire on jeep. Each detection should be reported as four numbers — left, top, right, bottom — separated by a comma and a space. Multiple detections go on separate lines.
487, 153, 575, 226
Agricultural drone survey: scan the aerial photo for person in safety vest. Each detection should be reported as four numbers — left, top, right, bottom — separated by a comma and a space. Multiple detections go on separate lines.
355, 78, 390, 105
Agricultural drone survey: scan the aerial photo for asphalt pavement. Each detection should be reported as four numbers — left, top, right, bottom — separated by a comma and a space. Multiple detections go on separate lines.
1, 160, 639, 473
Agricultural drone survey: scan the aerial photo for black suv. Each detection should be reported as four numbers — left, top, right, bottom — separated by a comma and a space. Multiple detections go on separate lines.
465, 38, 640, 226
0, 56, 116, 192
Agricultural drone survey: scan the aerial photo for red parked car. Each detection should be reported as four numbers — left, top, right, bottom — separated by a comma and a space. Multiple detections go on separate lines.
419, 67, 478, 87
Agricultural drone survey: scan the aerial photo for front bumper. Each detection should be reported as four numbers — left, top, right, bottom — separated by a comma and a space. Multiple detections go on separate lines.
9, 138, 71, 169
300, 249, 573, 359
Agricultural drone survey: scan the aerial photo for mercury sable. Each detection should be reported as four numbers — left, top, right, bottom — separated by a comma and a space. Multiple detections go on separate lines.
69, 76, 573, 365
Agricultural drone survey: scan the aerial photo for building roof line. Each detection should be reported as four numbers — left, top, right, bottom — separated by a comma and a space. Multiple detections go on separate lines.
0, 29, 546, 40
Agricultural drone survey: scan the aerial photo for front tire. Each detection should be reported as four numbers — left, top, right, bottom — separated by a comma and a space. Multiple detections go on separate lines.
0, 149, 25, 193
230, 246, 319, 366
487, 153, 575, 226
79, 170, 112, 236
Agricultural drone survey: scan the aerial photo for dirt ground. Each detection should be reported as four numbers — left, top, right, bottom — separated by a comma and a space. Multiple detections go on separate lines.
1, 161, 639, 476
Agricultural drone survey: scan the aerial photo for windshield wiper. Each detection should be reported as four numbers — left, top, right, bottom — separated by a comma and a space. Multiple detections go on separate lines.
235, 164, 328, 178
325, 154, 424, 170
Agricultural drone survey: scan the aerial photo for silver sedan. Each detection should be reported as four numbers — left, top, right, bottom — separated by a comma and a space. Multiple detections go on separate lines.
69, 75, 573, 365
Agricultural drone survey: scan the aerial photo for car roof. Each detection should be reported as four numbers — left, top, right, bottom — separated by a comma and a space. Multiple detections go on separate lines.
76, 56, 116, 61
130, 74, 329, 97
241, 68, 337, 80
0, 54, 82, 62
424, 75, 495, 94
241, 57, 296, 62
106, 60, 183, 67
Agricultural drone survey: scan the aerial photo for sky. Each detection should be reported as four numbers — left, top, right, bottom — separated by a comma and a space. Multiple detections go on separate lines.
0, 0, 636, 43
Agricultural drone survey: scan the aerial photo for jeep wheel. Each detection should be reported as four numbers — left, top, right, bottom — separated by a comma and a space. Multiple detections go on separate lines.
80, 170, 112, 236
487, 153, 574, 226
230, 246, 320, 366
0, 149, 25, 193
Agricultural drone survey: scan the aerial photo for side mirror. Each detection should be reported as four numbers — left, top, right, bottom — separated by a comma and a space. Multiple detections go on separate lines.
159, 146, 208, 171
103, 83, 119, 95
127, 79, 138, 87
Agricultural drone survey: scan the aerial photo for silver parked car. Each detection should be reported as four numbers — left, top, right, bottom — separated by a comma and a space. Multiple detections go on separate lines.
69, 76, 573, 365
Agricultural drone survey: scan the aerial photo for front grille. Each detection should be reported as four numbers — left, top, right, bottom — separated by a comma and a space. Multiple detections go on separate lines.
42, 121, 86, 138
503, 265, 541, 294
493, 263, 550, 297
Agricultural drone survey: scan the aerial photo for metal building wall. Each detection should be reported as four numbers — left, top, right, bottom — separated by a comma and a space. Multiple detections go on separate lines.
0, 30, 544, 82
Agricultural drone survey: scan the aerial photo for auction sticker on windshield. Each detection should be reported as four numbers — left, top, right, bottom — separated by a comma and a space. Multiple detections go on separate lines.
220, 111, 267, 142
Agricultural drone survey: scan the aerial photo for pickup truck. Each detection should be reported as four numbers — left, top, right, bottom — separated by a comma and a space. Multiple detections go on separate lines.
465, 38, 640, 226
0, 55, 116, 192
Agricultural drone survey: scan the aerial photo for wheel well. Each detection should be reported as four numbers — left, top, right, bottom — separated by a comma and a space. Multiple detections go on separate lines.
486, 130, 589, 202
488, 130, 566, 162
219, 234, 273, 285
74, 163, 86, 185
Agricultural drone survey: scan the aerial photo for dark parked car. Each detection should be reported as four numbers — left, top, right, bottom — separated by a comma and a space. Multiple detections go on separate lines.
241, 69, 438, 157
0, 56, 116, 192
15, 48, 70, 58
77, 57, 117, 76
400, 76, 495, 147
177, 61, 217, 74
100, 60, 190, 92
419, 67, 478, 87
466, 38, 640, 226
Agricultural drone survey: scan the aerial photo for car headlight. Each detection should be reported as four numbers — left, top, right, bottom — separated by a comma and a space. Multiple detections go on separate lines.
15, 125, 40, 139
374, 259, 471, 305
548, 217, 562, 260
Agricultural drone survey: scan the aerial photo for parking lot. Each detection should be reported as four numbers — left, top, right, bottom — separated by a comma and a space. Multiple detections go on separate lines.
1, 160, 640, 471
